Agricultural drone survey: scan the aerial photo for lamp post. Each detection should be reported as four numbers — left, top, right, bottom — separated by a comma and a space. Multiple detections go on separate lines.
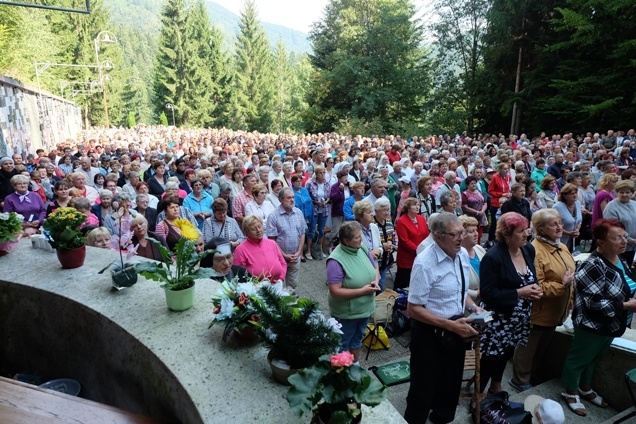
94, 31, 118, 128
165, 103, 176, 127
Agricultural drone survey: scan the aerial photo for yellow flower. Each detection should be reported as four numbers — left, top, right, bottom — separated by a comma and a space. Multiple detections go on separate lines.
174, 218, 199, 241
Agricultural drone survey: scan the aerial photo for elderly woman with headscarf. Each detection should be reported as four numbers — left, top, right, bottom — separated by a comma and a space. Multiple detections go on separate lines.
233, 214, 287, 282
3, 174, 47, 236
202, 198, 244, 249
200, 237, 252, 283
0, 157, 19, 208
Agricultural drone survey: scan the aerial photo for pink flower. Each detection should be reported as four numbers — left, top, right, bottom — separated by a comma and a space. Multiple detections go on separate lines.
330, 351, 354, 368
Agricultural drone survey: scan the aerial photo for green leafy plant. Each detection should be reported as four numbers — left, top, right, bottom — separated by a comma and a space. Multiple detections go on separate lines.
134, 234, 214, 291
209, 275, 266, 341
43, 207, 86, 249
0, 212, 24, 242
287, 352, 389, 423
250, 286, 341, 370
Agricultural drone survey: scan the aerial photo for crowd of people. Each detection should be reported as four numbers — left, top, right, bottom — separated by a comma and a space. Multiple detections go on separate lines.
3, 125, 636, 423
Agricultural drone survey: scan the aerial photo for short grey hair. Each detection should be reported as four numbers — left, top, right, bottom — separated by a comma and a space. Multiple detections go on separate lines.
532, 208, 561, 237
257, 165, 270, 174
282, 162, 293, 171
135, 193, 149, 203
370, 178, 385, 188
165, 181, 179, 190
279, 187, 294, 200
98, 189, 113, 198
373, 197, 391, 211
339, 221, 362, 243
430, 212, 460, 235
444, 171, 456, 180
440, 191, 456, 207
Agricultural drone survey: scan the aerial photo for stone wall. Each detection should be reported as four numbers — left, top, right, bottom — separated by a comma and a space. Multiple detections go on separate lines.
0, 74, 82, 158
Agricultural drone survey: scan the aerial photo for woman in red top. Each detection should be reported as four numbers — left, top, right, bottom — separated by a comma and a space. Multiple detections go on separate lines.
394, 197, 430, 289
487, 162, 512, 242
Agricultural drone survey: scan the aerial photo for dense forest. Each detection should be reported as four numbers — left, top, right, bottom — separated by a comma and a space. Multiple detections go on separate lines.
0, 0, 635, 136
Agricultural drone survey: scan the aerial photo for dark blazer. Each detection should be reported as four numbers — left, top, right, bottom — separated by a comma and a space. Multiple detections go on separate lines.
480, 241, 536, 316
147, 174, 168, 197
90, 204, 105, 226
500, 197, 532, 223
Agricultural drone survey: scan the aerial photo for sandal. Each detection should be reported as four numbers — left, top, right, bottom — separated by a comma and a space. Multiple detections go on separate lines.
561, 392, 586, 416
579, 388, 608, 408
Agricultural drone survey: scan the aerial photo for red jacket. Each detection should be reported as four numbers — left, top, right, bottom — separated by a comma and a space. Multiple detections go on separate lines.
487, 173, 511, 208
386, 150, 401, 165
395, 214, 429, 268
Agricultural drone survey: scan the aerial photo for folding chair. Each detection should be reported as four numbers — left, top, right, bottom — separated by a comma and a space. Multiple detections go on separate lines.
363, 290, 397, 360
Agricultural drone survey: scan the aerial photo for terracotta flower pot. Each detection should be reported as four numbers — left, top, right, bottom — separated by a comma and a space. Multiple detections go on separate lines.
267, 350, 301, 385
164, 284, 195, 311
56, 245, 86, 269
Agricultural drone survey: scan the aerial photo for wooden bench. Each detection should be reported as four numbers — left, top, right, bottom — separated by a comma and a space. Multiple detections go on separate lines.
0, 376, 161, 423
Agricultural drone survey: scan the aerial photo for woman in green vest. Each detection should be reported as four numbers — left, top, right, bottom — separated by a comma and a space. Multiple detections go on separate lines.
326, 221, 381, 363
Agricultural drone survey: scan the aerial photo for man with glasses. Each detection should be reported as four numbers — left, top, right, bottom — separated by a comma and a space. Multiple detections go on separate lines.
405, 213, 481, 424
265, 187, 306, 291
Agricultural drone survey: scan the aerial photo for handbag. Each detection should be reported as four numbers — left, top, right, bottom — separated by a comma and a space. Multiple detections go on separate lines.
474, 391, 531, 424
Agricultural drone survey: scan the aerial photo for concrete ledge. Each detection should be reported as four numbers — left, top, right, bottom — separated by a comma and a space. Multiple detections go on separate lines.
0, 240, 405, 423
536, 326, 636, 411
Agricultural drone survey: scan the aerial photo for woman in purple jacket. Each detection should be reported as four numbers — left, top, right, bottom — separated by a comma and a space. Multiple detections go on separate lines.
3, 174, 46, 236
329, 170, 351, 247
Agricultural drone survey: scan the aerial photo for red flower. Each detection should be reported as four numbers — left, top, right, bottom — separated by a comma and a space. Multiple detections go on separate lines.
330, 351, 354, 367
238, 293, 249, 307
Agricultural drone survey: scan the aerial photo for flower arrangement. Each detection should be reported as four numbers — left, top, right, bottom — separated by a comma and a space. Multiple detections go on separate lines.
134, 219, 213, 291
287, 351, 389, 423
105, 197, 139, 289
208, 275, 271, 341
43, 207, 87, 249
250, 285, 342, 370
0, 211, 24, 242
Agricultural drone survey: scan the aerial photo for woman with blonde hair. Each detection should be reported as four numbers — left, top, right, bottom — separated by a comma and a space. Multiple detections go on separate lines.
592, 173, 618, 228
510, 208, 575, 392
233, 214, 287, 282
86, 227, 111, 249
460, 215, 486, 303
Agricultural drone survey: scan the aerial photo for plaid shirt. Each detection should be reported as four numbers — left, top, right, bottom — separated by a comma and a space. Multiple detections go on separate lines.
232, 189, 254, 220
265, 205, 307, 257
573, 251, 631, 337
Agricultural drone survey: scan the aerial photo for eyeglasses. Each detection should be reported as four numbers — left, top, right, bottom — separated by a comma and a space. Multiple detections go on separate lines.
608, 234, 629, 242
440, 231, 466, 240
213, 253, 233, 263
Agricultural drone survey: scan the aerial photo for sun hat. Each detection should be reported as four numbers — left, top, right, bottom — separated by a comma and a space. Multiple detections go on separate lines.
524, 395, 564, 424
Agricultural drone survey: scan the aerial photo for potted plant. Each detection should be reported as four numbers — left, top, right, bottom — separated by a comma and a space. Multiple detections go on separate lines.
287, 351, 389, 424
104, 198, 139, 290
134, 218, 213, 311
43, 207, 87, 268
0, 212, 24, 256
209, 276, 271, 343
251, 285, 342, 384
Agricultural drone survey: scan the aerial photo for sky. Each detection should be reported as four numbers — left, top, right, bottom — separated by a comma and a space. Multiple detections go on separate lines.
212, 0, 430, 34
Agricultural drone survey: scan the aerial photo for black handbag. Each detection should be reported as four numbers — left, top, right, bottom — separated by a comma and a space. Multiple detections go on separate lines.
474, 391, 532, 424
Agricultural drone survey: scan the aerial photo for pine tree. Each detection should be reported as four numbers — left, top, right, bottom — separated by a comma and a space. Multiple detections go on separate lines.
308, 0, 430, 133
231, 0, 275, 132
272, 38, 292, 133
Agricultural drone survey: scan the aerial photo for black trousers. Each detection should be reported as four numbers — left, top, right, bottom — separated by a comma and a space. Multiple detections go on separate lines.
394, 266, 412, 290
405, 321, 467, 424
488, 205, 499, 241
479, 346, 515, 392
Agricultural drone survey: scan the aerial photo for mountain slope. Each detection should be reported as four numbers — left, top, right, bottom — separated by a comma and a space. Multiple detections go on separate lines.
106, 0, 311, 53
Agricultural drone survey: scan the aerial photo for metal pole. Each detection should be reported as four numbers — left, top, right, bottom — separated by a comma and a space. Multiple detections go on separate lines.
94, 39, 110, 128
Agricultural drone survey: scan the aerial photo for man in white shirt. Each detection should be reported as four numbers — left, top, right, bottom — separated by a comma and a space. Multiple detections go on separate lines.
404, 213, 481, 424
76, 156, 101, 184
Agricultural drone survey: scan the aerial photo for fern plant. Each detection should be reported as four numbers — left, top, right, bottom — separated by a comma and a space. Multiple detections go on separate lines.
251, 285, 341, 370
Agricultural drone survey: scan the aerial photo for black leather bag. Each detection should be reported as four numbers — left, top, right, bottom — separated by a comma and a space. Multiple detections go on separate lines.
474, 391, 532, 424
